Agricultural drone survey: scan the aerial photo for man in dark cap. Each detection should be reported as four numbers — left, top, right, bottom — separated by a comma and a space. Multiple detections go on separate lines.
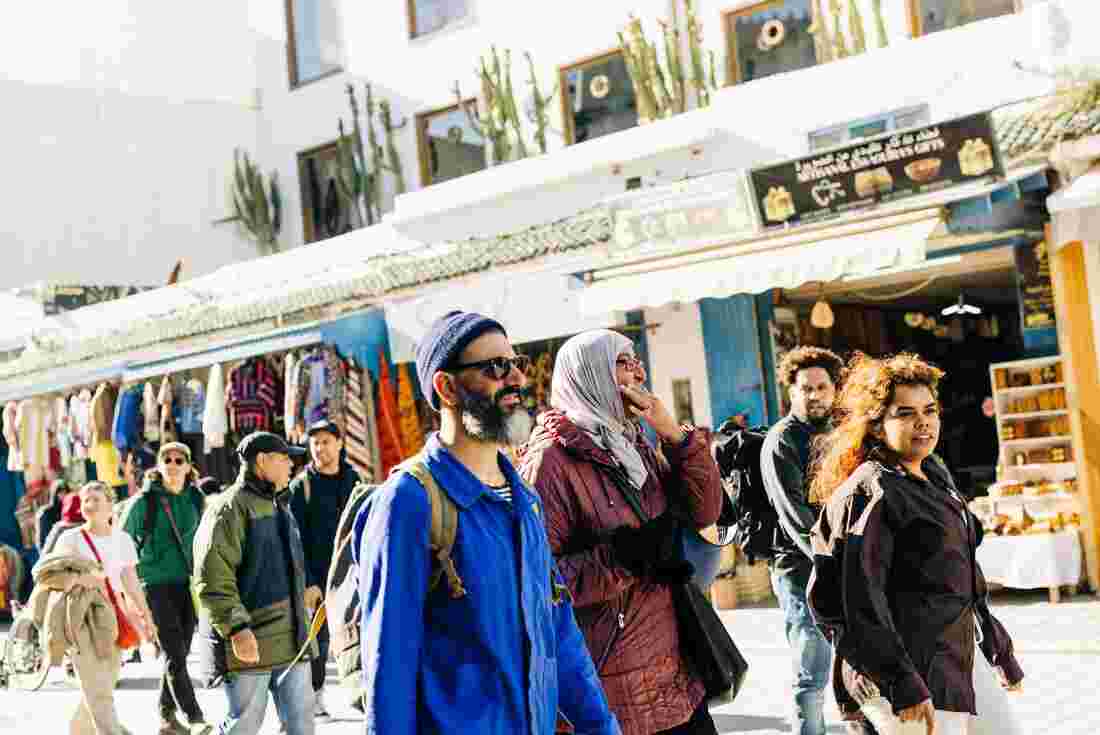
288, 419, 362, 718
353, 311, 620, 735
193, 432, 318, 735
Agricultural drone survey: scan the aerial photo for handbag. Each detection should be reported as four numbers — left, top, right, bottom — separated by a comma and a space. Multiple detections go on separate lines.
80, 530, 141, 650
607, 466, 749, 701
677, 491, 737, 589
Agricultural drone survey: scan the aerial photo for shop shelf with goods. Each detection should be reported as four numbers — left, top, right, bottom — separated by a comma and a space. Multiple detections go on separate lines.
977, 356, 1084, 602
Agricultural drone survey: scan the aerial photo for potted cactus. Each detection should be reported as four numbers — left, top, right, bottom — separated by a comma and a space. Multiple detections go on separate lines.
230, 148, 281, 255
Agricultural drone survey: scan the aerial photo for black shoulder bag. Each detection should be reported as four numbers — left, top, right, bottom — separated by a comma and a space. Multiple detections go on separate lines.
607, 466, 749, 703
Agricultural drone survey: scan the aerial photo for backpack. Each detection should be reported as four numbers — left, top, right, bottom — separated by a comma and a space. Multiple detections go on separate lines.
325, 456, 464, 688
711, 419, 777, 564
120, 484, 205, 555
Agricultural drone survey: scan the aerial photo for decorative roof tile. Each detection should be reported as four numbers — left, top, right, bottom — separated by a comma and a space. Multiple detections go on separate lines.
996, 82, 1100, 166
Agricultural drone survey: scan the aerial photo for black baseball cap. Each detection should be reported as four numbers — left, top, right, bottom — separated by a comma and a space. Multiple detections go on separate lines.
306, 419, 342, 439
236, 432, 307, 461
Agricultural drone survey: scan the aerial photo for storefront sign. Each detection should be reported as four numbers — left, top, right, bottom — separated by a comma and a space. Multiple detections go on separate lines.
749, 112, 1003, 229
1015, 240, 1057, 332
608, 171, 757, 260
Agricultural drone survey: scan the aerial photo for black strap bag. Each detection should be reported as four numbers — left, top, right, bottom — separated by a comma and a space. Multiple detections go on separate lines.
607, 465, 749, 702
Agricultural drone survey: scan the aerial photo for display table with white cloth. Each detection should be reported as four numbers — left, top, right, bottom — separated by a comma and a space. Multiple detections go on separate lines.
977, 530, 1082, 602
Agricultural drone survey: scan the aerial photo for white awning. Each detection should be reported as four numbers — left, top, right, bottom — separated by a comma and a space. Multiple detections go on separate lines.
580, 213, 941, 316
386, 269, 616, 363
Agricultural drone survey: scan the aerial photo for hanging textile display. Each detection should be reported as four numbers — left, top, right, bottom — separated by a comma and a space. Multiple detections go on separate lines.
143, 381, 160, 442
291, 346, 348, 437
284, 351, 301, 444
227, 356, 283, 433
344, 358, 375, 481
204, 363, 228, 453
397, 363, 425, 457
375, 354, 404, 475
17, 397, 52, 498
89, 382, 118, 446
362, 365, 383, 484
3, 402, 21, 472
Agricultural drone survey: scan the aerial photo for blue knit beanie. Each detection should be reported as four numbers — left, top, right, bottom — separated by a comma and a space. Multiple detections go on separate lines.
416, 311, 507, 410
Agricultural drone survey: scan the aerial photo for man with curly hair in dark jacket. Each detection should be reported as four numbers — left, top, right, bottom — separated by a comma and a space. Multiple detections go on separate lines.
760, 346, 845, 735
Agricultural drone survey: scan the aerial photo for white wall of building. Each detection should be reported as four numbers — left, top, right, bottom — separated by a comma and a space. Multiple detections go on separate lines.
0, 1, 264, 291
644, 303, 713, 429
0, 0, 1084, 292
248, 0, 1069, 247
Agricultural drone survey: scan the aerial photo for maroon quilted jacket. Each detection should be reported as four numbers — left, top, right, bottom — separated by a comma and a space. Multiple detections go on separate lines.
519, 410, 723, 735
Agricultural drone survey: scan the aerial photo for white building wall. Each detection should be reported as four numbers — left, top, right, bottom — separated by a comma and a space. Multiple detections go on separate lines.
644, 303, 713, 429
0, 1, 263, 290
248, 0, 1071, 247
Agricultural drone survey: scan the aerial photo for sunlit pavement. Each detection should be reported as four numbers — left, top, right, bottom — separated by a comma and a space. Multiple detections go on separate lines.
2, 590, 1097, 734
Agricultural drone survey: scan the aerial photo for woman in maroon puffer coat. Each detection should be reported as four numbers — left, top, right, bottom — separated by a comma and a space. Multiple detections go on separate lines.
520, 330, 723, 735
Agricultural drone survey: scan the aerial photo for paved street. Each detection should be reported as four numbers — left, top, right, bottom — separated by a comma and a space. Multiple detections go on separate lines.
2, 590, 1097, 733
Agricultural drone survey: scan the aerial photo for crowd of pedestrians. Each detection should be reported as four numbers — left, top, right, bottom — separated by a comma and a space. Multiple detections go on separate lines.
13, 309, 1027, 735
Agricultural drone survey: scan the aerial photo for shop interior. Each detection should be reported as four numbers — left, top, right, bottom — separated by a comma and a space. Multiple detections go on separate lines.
780, 247, 1032, 498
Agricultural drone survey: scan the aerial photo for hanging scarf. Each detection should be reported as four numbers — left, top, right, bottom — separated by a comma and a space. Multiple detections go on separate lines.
551, 330, 649, 490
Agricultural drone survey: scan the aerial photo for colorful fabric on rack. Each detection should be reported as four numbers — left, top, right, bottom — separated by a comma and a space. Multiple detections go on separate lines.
157, 376, 177, 442
70, 390, 92, 460
284, 351, 301, 443
362, 366, 382, 484
297, 351, 328, 427
17, 398, 52, 470
3, 402, 21, 471
344, 358, 373, 479
203, 364, 228, 452
90, 439, 124, 487
90, 382, 118, 445
143, 381, 160, 441
376, 355, 403, 474
111, 385, 144, 455
227, 357, 281, 433
324, 349, 347, 434
54, 396, 73, 467
396, 363, 424, 457
177, 378, 205, 435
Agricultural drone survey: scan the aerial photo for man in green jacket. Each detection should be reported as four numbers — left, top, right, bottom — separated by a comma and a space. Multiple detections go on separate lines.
193, 432, 317, 735
121, 442, 211, 735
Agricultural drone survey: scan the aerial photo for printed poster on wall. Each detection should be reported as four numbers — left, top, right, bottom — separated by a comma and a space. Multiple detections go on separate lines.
1015, 240, 1057, 332
749, 112, 1004, 229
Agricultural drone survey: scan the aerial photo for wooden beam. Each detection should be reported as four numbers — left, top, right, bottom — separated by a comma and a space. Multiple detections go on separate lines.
1048, 228, 1100, 592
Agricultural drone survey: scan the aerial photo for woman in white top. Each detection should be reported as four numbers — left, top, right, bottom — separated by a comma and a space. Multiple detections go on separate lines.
55, 481, 156, 735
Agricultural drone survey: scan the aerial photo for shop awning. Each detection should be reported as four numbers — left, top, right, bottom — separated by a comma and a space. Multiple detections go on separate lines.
386, 269, 616, 363
122, 324, 322, 382
580, 211, 941, 316
0, 361, 128, 404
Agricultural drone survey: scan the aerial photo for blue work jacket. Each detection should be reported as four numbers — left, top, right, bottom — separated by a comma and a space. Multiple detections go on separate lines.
353, 433, 620, 735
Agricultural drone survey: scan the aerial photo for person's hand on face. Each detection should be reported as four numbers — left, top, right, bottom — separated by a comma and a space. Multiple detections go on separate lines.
616, 352, 684, 444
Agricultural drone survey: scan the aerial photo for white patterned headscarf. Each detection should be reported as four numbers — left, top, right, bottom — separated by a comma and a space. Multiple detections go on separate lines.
551, 330, 649, 489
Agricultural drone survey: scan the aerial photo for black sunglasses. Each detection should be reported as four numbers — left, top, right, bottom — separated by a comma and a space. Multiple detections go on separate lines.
451, 354, 531, 380
162, 456, 190, 466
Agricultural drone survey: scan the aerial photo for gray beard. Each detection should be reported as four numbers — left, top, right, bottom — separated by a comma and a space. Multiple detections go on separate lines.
458, 384, 534, 447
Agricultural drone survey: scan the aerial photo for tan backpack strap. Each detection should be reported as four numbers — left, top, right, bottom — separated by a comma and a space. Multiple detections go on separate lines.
404, 461, 466, 600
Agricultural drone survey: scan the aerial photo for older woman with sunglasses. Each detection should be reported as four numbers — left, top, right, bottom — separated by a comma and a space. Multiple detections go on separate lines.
521, 329, 723, 735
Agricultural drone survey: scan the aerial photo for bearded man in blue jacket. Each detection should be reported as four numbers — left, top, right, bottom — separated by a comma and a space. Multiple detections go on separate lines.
354, 311, 620, 735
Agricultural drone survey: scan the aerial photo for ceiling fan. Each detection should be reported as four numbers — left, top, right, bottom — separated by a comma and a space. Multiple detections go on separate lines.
941, 292, 982, 317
